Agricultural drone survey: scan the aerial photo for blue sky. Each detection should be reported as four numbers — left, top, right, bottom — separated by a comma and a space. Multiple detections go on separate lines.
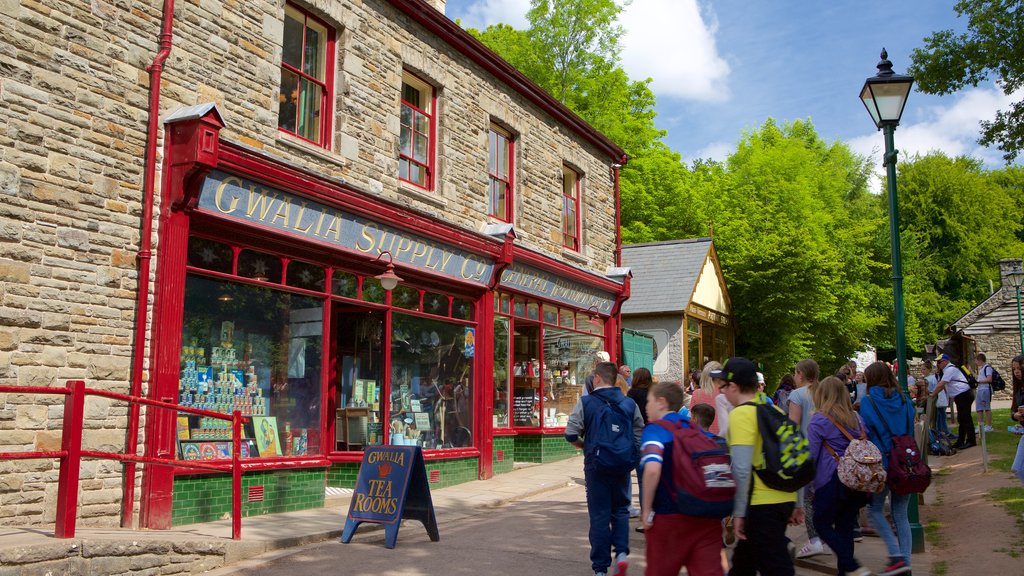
445, 0, 1020, 178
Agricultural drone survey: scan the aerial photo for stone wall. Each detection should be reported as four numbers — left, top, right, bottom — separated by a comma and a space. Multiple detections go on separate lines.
0, 0, 621, 527
621, 315, 684, 384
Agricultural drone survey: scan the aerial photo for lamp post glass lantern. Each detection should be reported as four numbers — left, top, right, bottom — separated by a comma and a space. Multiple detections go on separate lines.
860, 47, 923, 552
1008, 270, 1024, 355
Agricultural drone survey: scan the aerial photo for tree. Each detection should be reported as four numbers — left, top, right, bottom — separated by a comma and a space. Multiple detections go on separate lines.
909, 0, 1024, 162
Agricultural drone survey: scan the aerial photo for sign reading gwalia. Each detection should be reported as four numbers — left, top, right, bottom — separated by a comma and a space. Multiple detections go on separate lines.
198, 171, 494, 285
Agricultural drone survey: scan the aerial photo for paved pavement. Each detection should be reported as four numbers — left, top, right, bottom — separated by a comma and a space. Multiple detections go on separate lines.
0, 454, 935, 575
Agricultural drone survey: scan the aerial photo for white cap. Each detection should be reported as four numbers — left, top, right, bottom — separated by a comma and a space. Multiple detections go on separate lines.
756, 372, 765, 384
595, 351, 610, 362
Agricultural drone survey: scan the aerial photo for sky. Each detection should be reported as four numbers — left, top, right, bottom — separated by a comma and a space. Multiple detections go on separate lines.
444, 0, 1021, 182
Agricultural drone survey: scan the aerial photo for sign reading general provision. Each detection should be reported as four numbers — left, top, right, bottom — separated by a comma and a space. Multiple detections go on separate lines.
499, 263, 617, 314
197, 171, 495, 286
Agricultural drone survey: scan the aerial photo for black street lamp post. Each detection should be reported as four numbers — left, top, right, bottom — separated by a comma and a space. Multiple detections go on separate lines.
1007, 267, 1024, 356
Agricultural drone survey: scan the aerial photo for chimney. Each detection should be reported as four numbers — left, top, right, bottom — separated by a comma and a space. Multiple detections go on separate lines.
999, 258, 1023, 286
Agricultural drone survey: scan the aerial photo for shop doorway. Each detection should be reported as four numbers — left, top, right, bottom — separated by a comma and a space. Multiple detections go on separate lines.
331, 306, 385, 451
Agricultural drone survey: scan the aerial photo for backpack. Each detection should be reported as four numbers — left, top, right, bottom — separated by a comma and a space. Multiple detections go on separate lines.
958, 365, 978, 390
991, 366, 1007, 392
821, 413, 887, 493
582, 394, 638, 475
654, 420, 736, 518
928, 429, 957, 456
740, 401, 815, 492
866, 397, 932, 494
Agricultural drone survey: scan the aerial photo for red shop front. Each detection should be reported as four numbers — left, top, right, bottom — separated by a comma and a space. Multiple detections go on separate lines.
138, 111, 627, 529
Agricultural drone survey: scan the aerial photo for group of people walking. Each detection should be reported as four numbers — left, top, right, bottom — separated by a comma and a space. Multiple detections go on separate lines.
567, 354, 926, 576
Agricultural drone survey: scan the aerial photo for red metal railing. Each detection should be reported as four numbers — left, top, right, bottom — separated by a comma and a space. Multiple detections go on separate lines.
0, 380, 246, 539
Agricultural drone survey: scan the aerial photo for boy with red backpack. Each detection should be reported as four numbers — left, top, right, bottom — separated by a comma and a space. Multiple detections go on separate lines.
640, 381, 734, 576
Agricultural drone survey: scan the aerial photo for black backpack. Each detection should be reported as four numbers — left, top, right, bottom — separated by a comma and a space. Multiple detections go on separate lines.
582, 394, 638, 475
740, 401, 815, 492
991, 366, 1007, 392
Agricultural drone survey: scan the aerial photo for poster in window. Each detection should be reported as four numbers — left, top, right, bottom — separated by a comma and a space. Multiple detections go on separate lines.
463, 327, 475, 357
253, 416, 281, 457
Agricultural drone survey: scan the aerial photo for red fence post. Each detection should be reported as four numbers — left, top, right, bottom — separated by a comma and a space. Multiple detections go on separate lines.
231, 410, 242, 540
55, 380, 86, 538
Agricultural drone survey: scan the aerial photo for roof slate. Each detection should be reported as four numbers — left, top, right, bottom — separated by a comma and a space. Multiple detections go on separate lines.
620, 238, 712, 314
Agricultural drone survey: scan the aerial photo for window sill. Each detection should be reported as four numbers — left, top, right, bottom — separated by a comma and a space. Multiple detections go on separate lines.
276, 132, 348, 171
561, 249, 589, 265
398, 182, 449, 209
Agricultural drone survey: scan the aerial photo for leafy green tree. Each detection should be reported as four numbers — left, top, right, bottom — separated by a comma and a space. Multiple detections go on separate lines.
909, 0, 1024, 161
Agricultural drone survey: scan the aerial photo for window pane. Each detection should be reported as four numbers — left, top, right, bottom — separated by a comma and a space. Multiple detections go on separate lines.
180, 275, 323, 456
543, 328, 602, 427
687, 318, 701, 374
303, 22, 324, 79
526, 302, 539, 321
297, 78, 322, 142
402, 83, 421, 108
511, 324, 540, 427
390, 314, 475, 448
331, 270, 358, 298
414, 133, 428, 162
392, 285, 420, 310
488, 131, 497, 172
361, 277, 386, 304
282, 12, 303, 69
187, 236, 233, 274
238, 249, 282, 282
452, 299, 473, 321
408, 163, 425, 186
559, 309, 574, 329
278, 68, 300, 133
423, 292, 448, 315
400, 107, 413, 154
286, 260, 324, 292
414, 111, 429, 134
542, 306, 557, 325
513, 299, 526, 318
499, 293, 510, 315
493, 316, 510, 428
399, 158, 410, 181
336, 311, 386, 451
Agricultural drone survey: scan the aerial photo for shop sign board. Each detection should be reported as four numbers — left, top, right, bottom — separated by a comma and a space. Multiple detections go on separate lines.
686, 303, 731, 326
499, 263, 616, 314
341, 445, 439, 549
198, 171, 494, 285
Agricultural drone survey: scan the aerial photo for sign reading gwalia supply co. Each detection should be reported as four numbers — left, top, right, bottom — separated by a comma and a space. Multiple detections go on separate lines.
197, 171, 495, 286
499, 263, 617, 315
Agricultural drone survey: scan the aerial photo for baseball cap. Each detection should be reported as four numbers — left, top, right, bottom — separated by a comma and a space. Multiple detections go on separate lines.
720, 357, 758, 388
757, 372, 765, 384
937, 353, 951, 363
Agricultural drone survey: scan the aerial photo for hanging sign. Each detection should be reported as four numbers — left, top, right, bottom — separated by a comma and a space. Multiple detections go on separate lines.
340, 445, 439, 549
197, 171, 494, 285
499, 263, 616, 314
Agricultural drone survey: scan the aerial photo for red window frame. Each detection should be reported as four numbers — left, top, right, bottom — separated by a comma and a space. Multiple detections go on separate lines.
278, 4, 336, 147
399, 73, 436, 190
561, 166, 580, 251
487, 126, 514, 221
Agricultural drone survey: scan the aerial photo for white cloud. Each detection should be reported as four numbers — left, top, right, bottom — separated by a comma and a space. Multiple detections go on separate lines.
619, 0, 730, 102
455, 0, 529, 30
684, 141, 732, 165
847, 86, 1019, 192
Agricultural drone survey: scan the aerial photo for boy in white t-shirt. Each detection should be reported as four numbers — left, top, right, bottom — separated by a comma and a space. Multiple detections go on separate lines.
974, 353, 994, 433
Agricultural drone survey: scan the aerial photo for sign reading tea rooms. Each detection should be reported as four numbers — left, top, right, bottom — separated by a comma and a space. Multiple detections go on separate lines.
499, 263, 616, 315
198, 171, 495, 285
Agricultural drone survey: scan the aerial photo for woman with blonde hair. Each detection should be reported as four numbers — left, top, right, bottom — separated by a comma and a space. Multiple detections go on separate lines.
807, 376, 872, 576
688, 361, 722, 434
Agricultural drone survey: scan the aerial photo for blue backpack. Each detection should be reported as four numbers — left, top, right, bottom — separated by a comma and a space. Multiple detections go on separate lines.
582, 393, 638, 475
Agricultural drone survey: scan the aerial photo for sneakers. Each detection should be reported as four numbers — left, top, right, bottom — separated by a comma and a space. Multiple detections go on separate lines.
849, 567, 874, 576
796, 539, 831, 558
612, 552, 628, 576
985, 425, 994, 433
628, 506, 640, 519
878, 559, 912, 576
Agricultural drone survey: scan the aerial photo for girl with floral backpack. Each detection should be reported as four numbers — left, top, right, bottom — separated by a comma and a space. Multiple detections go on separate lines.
807, 376, 874, 576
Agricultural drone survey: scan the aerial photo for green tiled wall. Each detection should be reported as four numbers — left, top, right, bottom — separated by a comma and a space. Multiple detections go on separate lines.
172, 468, 326, 526
492, 435, 516, 475
328, 457, 480, 490
515, 433, 581, 463
327, 462, 361, 488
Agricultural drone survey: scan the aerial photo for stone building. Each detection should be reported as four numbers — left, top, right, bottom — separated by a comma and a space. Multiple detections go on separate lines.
0, 0, 628, 529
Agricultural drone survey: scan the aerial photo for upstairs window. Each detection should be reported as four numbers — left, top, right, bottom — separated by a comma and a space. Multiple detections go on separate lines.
278, 4, 334, 146
399, 73, 435, 190
561, 166, 581, 251
488, 126, 513, 221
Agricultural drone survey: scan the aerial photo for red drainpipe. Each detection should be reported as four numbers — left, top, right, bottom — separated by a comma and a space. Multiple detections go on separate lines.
121, 0, 175, 528
613, 156, 626, 267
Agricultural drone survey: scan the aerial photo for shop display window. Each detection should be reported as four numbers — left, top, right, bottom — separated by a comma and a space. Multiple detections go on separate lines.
687, 318, 701, 374
543, 328, 602, 427
390, 314, 475, 448
511, 324, 541, 427
179, 274, 323, 457
335, 311, 385, 450
238, 249, 282, 283
493, 316, 510, 428
186, 236, 233, 274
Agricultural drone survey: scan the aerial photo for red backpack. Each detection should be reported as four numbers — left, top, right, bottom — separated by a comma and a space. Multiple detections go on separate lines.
653, 420, 736, 518
866, 396, 932, 495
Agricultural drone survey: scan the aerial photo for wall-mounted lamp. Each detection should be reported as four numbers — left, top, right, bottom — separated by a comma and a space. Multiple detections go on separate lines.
374, 250, 403, 291
585, 305, 604, 328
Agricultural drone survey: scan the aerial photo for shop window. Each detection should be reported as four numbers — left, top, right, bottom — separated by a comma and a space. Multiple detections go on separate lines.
335, 311, 385, 450
513, 299, 526, 318
399, 72, 435, 190
499, 293, 510, 315
286, 260, 325, 292
543, 328, 602, 427
361, 277, 386, 304
392, 285, 420, 310
511, 324, 540, 427
687, 318, 701, 374
487, 125, 513, 221
492, 316, 510, 428
278, 3, 334, 146
542, 306, 557, 325
702, 322, 714, 365
390, 314, 475, 448
452, 298, 473, 321
179, 275, 323, 457
187, 236, 233, 274
561, 165, 580, 251
331, 270, 358, 299
423, 292, 448, 316
238, 249, 282, 283
526, 302, 540, 321
559, 308, 574, 329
